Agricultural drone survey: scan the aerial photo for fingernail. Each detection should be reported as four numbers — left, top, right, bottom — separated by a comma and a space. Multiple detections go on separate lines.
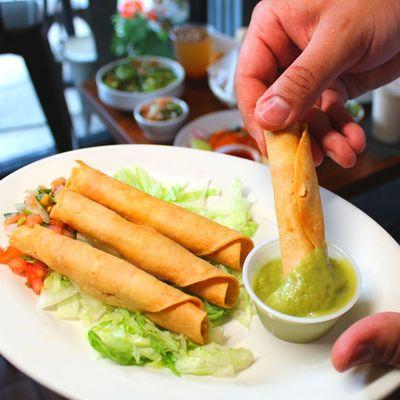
258, 96, 291, 127
346, 344, 373, 370
326, 151, 337, 162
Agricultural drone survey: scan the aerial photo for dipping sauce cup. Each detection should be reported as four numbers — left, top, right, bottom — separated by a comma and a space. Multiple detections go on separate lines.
243, 240, 361, 343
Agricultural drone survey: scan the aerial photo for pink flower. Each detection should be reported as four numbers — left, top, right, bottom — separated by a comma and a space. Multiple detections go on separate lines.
119, 0, 143, 19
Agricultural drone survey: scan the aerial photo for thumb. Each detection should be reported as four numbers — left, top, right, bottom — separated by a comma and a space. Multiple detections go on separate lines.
255, 26, 354, 130
331, 312, 400, 372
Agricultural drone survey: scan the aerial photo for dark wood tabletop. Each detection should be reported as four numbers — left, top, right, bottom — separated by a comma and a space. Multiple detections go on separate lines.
81, 79, 400, 199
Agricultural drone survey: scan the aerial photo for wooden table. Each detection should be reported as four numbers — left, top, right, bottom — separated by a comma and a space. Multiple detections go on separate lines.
81, 79, 400, 199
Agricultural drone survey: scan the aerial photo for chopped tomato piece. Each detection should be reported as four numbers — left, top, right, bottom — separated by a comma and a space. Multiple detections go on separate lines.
8, 257, 28, 276
25, 214, 43, 227
48, 224, 64, 234
29, 277, 44, 295
4, 213, 25, 226
34, 261, 47, 278
51, 177, 66, 189
0, 246, 23, 263
26, 261, 48, 280
49, 219, 65, 229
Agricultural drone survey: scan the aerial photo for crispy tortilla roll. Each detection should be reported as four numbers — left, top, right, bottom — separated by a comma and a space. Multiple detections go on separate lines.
264, 123, 325, 277
51, 189, 239, 308
10, 225, 208, 344
66, 161, 253, 271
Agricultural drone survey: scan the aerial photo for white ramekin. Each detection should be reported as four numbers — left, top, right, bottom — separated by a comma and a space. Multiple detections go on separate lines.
133, 97, 189, 143
243, 239, 361, 343
96, 56, 185, 112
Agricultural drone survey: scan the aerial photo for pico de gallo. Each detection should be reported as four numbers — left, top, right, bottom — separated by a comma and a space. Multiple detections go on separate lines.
0, 177, 75, 294
140, 97, 183, 122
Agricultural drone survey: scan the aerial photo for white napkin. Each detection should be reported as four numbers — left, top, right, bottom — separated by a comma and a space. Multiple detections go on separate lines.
208, 47, 240, 102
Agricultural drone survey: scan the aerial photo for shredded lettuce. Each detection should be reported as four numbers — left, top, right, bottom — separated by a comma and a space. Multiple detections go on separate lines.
39, 271, 107, 323
204, 301, 230, 326
175, 343, 254, 377
40, 272, 254, 376
114, 165, 219, 205
88, 309, 254, 376
114, 166, 257, 237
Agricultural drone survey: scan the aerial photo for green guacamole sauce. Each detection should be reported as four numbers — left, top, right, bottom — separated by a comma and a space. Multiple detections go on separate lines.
253, 248, 357, 317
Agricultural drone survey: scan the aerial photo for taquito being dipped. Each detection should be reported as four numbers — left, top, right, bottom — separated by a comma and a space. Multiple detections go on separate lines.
10, 225, 208, 344
253, 123, 354, 318
66, 161, 253, 271
50, 189, 239, 308
264, 122, 325, 277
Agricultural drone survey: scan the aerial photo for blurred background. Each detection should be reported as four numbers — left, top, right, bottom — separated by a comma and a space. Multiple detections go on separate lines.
0, 0, 259, 176
0, 1, 399, 398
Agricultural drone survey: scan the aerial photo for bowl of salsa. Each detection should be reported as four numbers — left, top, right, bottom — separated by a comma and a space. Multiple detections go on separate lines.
96, 56, 185, 111
134, 97, 189, 143
243, 239, 361, 343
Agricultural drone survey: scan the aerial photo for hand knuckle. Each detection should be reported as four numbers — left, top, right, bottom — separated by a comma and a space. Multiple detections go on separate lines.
283, 65, 318, 99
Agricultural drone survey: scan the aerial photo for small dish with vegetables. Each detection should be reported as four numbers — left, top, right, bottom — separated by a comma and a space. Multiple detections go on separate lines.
134, 97, 189, 143
96, 56, 185, 111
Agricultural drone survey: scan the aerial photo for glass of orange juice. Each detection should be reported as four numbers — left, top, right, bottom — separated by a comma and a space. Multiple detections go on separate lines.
170, 24, 214, 80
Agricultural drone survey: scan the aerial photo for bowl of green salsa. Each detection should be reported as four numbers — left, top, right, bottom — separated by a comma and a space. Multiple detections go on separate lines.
96, 56, 185, 111
243, 240, 361, 343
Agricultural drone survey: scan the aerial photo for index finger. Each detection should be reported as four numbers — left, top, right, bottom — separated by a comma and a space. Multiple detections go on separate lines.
235, 3, 293, 154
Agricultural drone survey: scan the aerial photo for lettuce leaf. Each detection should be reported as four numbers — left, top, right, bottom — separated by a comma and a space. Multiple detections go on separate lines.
186, 179, 258, 237
40, 274, 254, 376
114, 166, 257, 237
175, 343, 254, 377
88, 309, 254, 376
114, 165, 218, 205
39, 271, 107, 323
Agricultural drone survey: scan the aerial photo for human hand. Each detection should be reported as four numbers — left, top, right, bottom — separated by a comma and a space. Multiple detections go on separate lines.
332, 312, 400, 371
236, 0, 400, 167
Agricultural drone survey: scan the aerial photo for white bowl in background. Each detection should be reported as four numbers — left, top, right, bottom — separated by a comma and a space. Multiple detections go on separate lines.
133, 97, 189, 143
243, 239, 361, 343
96, 56, 185, 112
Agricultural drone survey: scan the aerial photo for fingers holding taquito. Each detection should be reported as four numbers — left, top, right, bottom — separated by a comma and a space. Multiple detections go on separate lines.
11, 225, 208, 344
264, 123, 325, 277
51, 189, 239, 308
66, 161, 253, 271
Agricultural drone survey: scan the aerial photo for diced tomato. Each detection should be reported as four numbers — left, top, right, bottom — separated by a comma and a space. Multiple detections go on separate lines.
8, 257, 28, 276
34, 261, 48, 279
29, 277, 44, 295
0, 246, 23, 263
51, 177, 66, 189
62, 229, 75, 238
25, 214, 43, 227
4, 213, 25, 226
48, 224, 64, 234
26, 261, 48, 281
49, 219, 65, 229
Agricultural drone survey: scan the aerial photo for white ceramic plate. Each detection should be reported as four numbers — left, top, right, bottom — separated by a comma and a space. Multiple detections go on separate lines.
174, 109, 243, 147
0, 145, 399, 400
